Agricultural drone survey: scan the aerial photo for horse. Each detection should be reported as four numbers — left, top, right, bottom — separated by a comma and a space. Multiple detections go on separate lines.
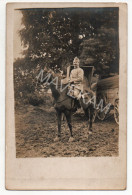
37, 68, 95, 142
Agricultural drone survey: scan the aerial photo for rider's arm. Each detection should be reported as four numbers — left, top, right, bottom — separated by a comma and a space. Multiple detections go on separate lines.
69, 71, 74, 83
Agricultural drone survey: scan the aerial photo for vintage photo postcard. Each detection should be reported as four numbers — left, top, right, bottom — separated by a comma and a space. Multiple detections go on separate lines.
6, 2, 127, 190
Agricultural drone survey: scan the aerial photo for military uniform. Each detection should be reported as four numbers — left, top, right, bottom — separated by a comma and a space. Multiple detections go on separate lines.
69, 67, 84, 98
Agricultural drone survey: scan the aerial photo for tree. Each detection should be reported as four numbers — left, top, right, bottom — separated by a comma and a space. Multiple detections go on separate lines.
79, 8, 119, 78
19, 8, 84, 70
18, 7, 119, 77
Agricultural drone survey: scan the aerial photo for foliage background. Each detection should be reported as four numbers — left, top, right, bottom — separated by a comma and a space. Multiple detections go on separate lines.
14, 8, 119, 105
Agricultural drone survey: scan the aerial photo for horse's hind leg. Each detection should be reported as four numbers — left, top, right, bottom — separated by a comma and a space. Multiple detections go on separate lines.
54, 111, 62, 142
64, 110, 74, 142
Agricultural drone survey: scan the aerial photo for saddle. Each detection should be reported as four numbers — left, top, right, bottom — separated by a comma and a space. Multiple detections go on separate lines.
67, 85, 82, 112
69, 86, 95, 112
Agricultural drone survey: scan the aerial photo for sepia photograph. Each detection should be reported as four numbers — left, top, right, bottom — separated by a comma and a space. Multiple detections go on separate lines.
6, 2, 127, 190
14, 7, 119, 158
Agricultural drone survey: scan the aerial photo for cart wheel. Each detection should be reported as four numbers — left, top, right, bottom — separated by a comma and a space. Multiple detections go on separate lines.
96, 95, 107, 121
97, 109, 106, 121
114, 99, 119, 125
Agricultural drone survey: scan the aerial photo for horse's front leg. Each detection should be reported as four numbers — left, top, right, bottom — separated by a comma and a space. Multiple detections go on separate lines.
64, 110, 74, 142
54, 111, 62, 142
88, 107, 93, 135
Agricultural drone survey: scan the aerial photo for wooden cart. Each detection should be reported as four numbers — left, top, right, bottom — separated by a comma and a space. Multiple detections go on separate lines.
96, 75, 119, 124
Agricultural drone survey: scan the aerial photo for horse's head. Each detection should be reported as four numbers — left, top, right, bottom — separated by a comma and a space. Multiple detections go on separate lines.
36, 67, 54, 86
37, 66, 67, 91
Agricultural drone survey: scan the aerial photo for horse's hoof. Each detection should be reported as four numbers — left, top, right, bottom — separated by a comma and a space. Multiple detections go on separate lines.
54, 137, 60, 142
68, 137, 74, 142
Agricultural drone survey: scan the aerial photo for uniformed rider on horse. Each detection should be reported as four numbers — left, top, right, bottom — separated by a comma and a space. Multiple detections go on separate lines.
68, 57, 84, 110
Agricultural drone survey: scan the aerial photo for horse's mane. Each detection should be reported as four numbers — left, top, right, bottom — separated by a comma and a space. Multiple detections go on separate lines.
44, 69, 69, 100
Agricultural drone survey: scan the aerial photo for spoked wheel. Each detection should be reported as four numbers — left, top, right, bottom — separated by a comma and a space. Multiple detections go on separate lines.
97, 110, 106, 120
114, 99, 119, 125
96, 95, 107, 121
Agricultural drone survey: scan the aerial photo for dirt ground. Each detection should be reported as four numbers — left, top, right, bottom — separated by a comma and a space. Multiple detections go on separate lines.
15, 104, 119, 158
